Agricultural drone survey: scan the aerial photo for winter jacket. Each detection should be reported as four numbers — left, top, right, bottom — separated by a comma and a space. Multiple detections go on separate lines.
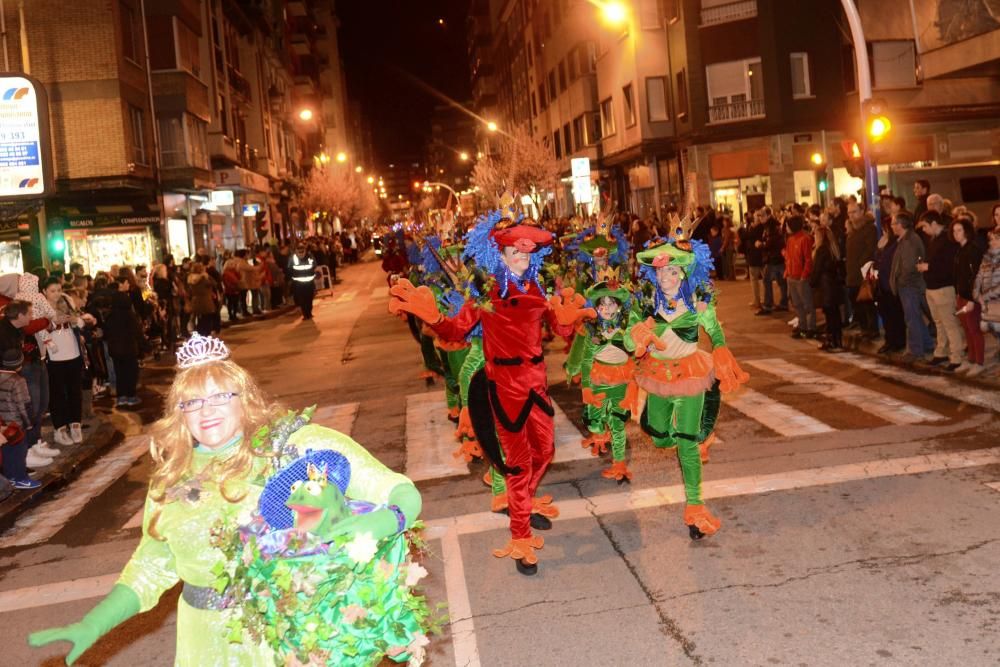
0, 371, 30, 429
890, 229, 926, 295
810, 243, 843, 308
761, 219, 785, 266
222, 267, 242, 296
923, 233, 959, 290
102, 293, 145, 359
784, 231, 814, 280
953, 242, 984, 301
745, 223, 765, 267
186, 273, 217, 316
876, 236, 898, 294
973, 248, 1000, 312
845, 218, 877, 288
233, 258, 252, 290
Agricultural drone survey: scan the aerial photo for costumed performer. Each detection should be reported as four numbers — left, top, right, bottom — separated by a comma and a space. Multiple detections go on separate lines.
579, 267, 640, 483
29, 333, 427, 666
389, 195, 593, 575
626, 231, 749, 539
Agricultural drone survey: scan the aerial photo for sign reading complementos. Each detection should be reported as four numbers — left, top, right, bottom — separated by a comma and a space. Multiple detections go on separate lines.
0, 74, 51, 200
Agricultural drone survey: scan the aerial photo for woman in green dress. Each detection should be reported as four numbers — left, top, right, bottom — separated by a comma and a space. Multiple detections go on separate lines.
29, 334, 425, 666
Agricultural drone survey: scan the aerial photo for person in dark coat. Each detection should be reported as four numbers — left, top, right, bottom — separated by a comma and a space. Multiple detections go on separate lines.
811, 225, 844, 352
103, 292, 145, 408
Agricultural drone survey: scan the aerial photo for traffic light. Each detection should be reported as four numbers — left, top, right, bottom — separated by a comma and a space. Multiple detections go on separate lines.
48, 229, 65, 259
810, 152, 828, 199
865, 98, 892, 161
842, 141, 865, 178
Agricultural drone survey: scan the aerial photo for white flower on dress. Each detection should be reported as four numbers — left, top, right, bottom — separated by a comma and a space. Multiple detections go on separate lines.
407, 633, 430, 666
404, 562, 428, 587
344, 532, 378, 565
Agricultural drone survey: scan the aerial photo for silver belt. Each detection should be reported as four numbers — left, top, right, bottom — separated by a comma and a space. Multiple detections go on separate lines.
181, 582, 231, 610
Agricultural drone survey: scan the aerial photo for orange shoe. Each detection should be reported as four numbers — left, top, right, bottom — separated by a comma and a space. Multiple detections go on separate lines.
570, 373, 582, 385
683, 504, 722, 539
482, 470, 493, 487
447, 406, 461, 421
492, 535, 544, 575
601, 460, 633, 484
531, 494, 560, 518
698, 432, 717, 464
581, 431, 610, 457
452, 439, 483, 462
490, 491, 508, 513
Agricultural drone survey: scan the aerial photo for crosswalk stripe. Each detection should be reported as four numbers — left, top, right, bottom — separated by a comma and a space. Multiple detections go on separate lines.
1, 435, 150, 548
334, 289, 358, 303
405, 392, 469, 482
724, 387, 835, 437
746, 358, 945, 425
834, 353, 1000, 414
552, 402, 597, 464
428, 446, 1000, 536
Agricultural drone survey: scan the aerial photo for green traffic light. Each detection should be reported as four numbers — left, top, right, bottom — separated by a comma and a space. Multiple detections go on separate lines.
818, 181, 828, 193
51, 238, 65, 252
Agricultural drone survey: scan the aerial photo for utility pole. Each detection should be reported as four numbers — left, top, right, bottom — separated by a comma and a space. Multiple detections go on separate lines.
840, 0, 882, 237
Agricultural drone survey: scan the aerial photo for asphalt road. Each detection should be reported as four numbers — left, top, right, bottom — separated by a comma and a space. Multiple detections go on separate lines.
2, 257, 999, 667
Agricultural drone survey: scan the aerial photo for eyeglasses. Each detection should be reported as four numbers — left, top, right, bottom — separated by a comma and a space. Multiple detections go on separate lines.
178, 391, 240, 413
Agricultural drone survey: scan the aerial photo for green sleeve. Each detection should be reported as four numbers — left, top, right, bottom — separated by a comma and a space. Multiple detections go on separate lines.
580, 334, 597, 389
287, 424, 413, 506
622, 303, 645, 352
117, 493, 181, 612
697, 304, 727, 348
458, 337, 485, 406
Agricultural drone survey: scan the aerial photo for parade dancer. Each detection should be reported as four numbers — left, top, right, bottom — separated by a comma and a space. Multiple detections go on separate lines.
390, 196, 593, 575
579, 268, 639, 483
626, 233, 749, 539
30, 334, 427, 665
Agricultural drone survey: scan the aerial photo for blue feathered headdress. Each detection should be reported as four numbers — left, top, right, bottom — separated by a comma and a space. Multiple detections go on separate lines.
462, 209, 552, 297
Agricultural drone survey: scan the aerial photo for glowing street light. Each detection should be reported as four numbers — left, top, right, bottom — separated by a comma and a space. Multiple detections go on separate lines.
297, 108, 314, 121
336, 151, 348, 163
810, 152, 824, 166
367, 175, 375, 184
599, 1, 628, 26
486, 120, 498, 133
459, 151, 469, 161
354, 165, 363, 173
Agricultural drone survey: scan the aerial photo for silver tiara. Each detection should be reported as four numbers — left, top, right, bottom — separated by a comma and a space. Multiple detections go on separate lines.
176, 333, 230, 369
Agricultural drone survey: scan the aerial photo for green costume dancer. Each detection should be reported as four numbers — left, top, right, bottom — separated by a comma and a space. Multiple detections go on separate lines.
580, 269, 639, 483
29, 334, 428, 666
627, 235, 749, 539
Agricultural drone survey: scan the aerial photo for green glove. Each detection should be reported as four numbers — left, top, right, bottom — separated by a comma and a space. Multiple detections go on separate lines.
328, 482, 422, 541
29, 584, 141, 665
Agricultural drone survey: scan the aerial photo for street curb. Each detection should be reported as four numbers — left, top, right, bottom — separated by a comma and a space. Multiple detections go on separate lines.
0, 416, 121, 537
221, 303, 298, 328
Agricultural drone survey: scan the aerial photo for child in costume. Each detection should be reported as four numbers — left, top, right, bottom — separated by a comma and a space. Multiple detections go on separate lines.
627, 234, 749, 539
29, 334, 428, 666
390, 196, 593, 575
579, 268, 640, 483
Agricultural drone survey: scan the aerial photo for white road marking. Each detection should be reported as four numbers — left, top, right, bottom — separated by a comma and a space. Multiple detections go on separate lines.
405, 391, 470, 482
334, 289, 358, 303
746, 358, 945, 425
0, 435, 150, 548
552, 401, 597, 464
311, 402, 360, 436
835, 352, 1000, 414
985, 481, 1000, 493
724, 387, 835, 437
428, 446, 1000, 536
429, 524, 481, 667
370, 286, 389, 299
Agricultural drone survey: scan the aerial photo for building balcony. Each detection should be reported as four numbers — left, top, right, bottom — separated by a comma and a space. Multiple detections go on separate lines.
707, 98, 765, 124
152, 70, 210, 120
228, 67, 253, 100
209, 133, 238, 163
700, 0, 757, 27
290, 33, 311, 56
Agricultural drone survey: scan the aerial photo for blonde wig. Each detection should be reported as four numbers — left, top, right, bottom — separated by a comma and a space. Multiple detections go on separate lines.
147, 359, 283, 535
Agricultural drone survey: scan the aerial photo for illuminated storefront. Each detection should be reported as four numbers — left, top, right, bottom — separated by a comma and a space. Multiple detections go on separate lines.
49, 212, 163, 274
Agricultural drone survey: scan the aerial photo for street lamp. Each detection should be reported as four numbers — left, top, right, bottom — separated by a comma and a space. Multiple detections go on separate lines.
459, 151, 469, 161
598, 1, 628, 26
354, 165, 363, 173
486, 121, 498, 133
297, 108, 314, 121
336, 151, 348, 163
367, 175, 375, 184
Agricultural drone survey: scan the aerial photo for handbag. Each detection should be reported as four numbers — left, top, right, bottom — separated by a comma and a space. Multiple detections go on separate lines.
983, 300, 1000, 324
856, 279, 875, 303
1, 419, 24, 445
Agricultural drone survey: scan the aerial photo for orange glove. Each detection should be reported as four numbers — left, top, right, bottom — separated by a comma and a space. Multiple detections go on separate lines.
582, 387, 606, 408
388, 278, 443, 324
629, 317, 667, 357
713, 345, 750, 393
618, 381, 640, 414
548, 288, 596, 326
455, 406, 475, 441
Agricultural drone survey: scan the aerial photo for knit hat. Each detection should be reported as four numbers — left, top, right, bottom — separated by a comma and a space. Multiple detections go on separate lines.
2, 348, 23, 369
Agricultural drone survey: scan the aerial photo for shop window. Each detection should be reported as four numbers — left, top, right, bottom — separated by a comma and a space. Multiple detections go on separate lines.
600, 97, 616, 137
676, 69, 688, 118
871, 40, 917, 89
548, 70, 557, 100
120, 2, 139, 63
585, 111, 601, 144
790, 52, 812, 99
646, 77, 668, 121
129, 105, 147, 165
623, 83, 636, 127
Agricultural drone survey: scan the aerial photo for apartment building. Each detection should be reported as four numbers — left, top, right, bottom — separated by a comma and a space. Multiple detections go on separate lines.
0, 0, 352, 272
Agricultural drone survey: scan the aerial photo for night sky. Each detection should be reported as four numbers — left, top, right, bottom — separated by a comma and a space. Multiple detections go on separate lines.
336, 0, 471, 167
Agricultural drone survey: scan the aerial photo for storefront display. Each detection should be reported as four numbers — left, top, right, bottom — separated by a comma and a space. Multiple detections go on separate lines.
0, 240, 23, 273
64, 227, 154, 274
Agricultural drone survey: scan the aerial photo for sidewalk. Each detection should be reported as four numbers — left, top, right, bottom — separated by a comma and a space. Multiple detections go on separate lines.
717, 270, 1000, 388
0, 254, 372, 534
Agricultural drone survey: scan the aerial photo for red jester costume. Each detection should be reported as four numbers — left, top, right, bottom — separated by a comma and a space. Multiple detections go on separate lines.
390, 201, 592, 575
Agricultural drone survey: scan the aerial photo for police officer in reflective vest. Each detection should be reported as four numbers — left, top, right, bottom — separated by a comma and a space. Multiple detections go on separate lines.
289, 244, 317, 319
